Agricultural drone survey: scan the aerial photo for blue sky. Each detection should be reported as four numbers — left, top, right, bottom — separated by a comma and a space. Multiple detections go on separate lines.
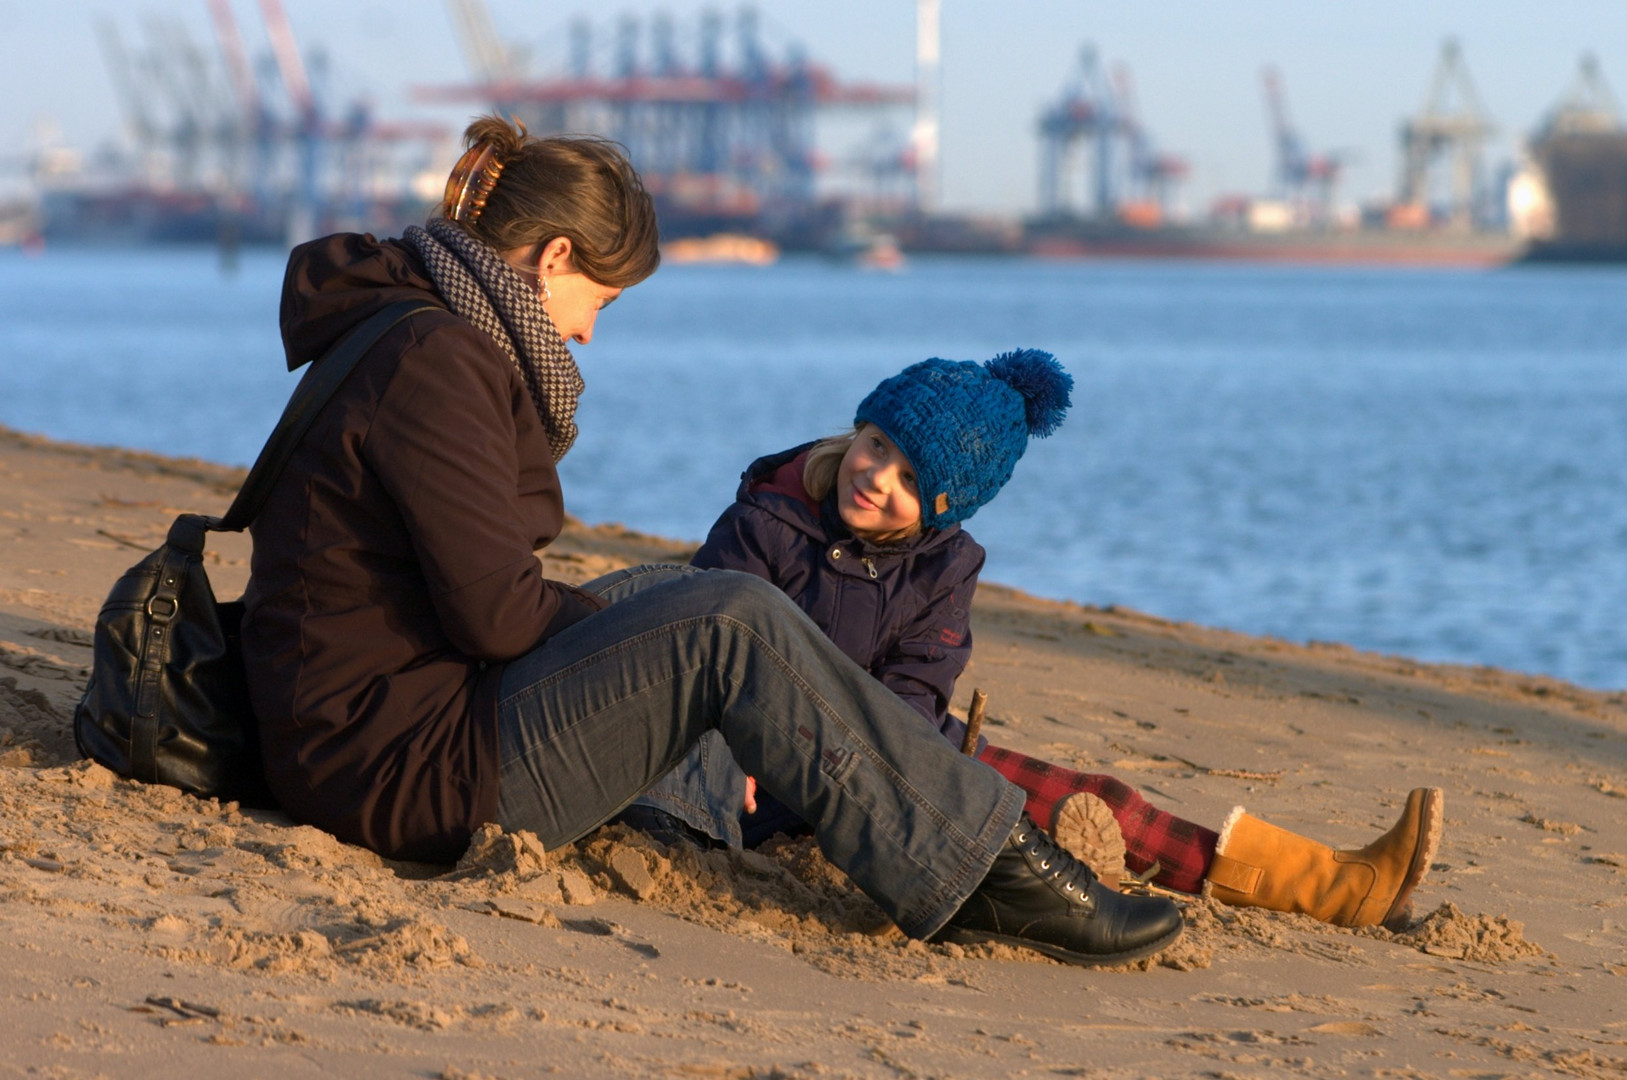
3, 1, 1624, 215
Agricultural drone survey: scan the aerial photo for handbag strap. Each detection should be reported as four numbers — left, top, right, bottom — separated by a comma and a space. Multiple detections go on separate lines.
215, 300, 437, 533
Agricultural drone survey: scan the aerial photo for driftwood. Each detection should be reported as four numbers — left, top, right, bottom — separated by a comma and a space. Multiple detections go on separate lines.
960, 688, 987, 755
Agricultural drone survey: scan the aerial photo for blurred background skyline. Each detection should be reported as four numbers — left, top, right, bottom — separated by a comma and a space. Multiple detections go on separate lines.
3, 0, 1625, 219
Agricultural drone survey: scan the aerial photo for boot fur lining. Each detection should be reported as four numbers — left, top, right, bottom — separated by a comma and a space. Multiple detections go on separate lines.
1215, 806, 1248, 855
1406, 790, 1445, 918
1202, 806, 1249, 899
1418, 791, 1444, 878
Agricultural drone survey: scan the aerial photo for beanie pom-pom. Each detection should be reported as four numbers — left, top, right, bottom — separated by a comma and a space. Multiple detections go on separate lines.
985, 349, 1073, 438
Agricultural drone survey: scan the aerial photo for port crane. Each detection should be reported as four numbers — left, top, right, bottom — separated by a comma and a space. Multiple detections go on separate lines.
416, 5, 914, 238
75, 2, 447, 244
93, 20, 163, 172
1036, 45, 1120, 218
1396, 39, 1496, 228
1113, 64, 1187, 222
1036, 47, 1185, 223
1261, 66, 1345, 222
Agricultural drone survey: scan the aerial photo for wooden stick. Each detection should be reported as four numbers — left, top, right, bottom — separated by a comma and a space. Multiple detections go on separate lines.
960, 689, 987, 755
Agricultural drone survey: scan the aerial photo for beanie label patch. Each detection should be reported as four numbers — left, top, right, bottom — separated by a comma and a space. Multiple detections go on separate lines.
934, 493, 949, 516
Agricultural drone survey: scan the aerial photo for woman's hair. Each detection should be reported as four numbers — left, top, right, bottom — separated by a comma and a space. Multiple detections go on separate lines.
803, 426, 924, 542
447, 113, 661, 288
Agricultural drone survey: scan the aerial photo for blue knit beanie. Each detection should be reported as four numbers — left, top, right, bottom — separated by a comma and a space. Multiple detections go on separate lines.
853, 349, 1073, 529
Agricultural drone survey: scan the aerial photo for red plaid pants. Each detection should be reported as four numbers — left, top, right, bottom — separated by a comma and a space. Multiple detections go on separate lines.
978, 743, 1218, 895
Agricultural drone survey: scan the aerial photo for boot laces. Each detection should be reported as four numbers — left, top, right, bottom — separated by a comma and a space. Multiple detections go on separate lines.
1016, 824, 1097, 900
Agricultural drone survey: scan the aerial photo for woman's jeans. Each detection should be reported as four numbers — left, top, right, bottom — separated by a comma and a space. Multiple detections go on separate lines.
494, 565, 1024, 940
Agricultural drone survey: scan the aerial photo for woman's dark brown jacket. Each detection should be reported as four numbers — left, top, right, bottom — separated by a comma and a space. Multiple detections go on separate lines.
242, 232, 601, 862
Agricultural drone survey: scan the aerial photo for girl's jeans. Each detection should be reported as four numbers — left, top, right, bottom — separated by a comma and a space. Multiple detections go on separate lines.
628, 604, 1223, 895
492, 564, 1024, 940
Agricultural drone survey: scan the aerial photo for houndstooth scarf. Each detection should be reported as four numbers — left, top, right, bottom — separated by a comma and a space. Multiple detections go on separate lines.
403, 217, 583, 460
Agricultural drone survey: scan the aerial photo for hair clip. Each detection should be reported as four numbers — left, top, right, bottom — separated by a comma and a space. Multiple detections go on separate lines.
443, 141, 504, 224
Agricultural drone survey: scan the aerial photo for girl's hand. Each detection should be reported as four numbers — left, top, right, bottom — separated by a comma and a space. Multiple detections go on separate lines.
743, 775, 758, 815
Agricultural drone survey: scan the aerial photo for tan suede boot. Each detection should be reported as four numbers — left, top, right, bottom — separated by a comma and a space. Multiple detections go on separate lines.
1203, 788, 1443, 929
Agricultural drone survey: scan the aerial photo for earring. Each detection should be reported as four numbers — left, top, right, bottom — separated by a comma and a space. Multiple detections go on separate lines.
537, 276, 551, 304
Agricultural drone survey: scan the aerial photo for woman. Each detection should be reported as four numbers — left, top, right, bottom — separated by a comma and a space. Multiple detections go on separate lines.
238, 114, 1184, 968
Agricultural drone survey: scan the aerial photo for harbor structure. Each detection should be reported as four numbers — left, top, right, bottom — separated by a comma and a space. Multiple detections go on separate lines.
1261, 66, 1347, 227
16, 4, 1627, 265
417, 3, 917, 249
1511, 54, 1627, 261
38, 0, 447, 246
1393, 38, 1499, 230
1024, 40, 1527, 265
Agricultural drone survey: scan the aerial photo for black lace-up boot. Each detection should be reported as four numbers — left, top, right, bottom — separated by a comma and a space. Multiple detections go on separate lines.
937, 814, 1184, 966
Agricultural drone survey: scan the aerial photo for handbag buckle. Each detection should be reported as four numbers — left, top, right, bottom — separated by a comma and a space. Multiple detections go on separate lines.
146, 595, 179, 622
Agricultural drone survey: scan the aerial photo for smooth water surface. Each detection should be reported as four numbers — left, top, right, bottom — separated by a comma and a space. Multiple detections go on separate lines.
3, 246, 1625, 688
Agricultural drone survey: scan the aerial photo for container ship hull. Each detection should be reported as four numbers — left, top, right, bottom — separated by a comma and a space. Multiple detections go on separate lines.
38, 187, 435, 248
1023, 217, 1526, 267
1522, 131, 1627, 263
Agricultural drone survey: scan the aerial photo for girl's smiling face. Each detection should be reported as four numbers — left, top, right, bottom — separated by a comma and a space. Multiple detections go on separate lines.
836, 424, 922, 540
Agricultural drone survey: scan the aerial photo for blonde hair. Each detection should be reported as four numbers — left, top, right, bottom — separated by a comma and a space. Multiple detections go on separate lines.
802, 429, 857, 501
803, 426, 923, 542
445, 114, 660, 289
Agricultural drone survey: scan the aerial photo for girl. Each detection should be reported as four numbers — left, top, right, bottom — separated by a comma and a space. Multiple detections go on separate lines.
630, 350, 1442, 930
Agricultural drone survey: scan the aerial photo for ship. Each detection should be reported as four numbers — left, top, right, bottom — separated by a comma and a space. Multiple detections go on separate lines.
37, 184, 433, 248
1021, 213, 1525, 267
1513, 133, 1627, 262
1497, 54, 1627, 264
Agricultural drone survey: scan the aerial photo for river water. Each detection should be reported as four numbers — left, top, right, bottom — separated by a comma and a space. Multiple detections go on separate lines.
3, 245, 1625, 689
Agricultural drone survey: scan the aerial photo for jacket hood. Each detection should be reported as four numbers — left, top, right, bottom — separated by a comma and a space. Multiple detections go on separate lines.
738, 443, 963, 558
279, 233, 446, 372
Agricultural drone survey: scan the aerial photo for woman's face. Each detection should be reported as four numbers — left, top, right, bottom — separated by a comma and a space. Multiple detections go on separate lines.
542, 268, 622, 345
506, 237, 624, 345
836, 424, 922, 539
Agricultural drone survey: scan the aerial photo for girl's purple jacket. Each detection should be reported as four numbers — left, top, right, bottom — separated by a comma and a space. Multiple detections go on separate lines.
690, 443, 988, 752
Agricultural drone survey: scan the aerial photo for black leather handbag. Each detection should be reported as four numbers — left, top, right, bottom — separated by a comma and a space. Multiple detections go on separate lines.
73, 300, 436, 805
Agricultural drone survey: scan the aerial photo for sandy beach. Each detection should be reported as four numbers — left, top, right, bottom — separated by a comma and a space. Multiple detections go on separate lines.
2, 422, 1624, 1079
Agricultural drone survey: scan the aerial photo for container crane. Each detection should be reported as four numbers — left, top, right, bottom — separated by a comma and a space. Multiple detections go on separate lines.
96, 15, 234, 189
412, 7, 913, 240
1112, 63, 1187, 223
1036, 45, 1120, 217
204, 0, 259, 123
1396, 39, 1496, 228
166, 15, 244, 188
255, 0, 315, 123
61, 3, 448, 245
1261, 66, 1344, 222
203, 0, 275, 204
94, 20, 159, 166
253, 0, 321, 237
